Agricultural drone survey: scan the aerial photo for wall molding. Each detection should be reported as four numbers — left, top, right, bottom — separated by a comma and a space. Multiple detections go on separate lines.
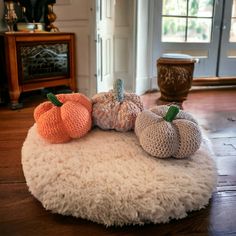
135, 76, 152, 95
56, 20, 89, 27
56, 0, 72, 5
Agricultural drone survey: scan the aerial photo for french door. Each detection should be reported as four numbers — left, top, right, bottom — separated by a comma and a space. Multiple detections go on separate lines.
218, 0, 236, 76
96, 0, 115, 92
155, 0, 236, 78
96, 0, 136, 93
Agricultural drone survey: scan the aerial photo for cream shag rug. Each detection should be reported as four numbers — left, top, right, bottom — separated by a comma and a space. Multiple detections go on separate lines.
22, 125, 217, 226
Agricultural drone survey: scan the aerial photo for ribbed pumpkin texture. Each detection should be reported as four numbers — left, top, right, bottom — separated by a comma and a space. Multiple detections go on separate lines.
135, 105, 202, 159
92, 79, 143, 132
34, 93, 92, 143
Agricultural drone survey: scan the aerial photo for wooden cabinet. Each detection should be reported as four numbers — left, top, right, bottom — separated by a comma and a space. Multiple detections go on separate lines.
0, 35, 8, 104
0, 32, 77, 109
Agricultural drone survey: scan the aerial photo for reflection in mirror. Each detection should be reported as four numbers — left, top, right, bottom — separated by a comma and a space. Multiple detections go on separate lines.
3, 0, 58, 32
17, 0, 55, 23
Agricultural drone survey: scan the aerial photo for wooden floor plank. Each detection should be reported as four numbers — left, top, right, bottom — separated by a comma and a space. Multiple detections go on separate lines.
217, 175, 236, 192
214, 155, 236, 176
0, 87, 235, 235
0, 183, 235, 236
211, 138, 236, 156
209, 191, 236, 235
0, 144, 26, 182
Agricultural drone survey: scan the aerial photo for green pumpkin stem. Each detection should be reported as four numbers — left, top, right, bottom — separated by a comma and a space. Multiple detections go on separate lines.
113, 79, 124, 102
47, 93, 63, 107
164, 105, 180, 122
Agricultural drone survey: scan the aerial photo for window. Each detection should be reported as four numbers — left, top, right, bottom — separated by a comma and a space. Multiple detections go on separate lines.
162, 0, 214, 42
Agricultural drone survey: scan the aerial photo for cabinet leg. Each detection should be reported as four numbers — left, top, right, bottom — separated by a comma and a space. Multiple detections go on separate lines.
9, 91, 23, 109
69, 80, 77, 92
10, 102, 23, 110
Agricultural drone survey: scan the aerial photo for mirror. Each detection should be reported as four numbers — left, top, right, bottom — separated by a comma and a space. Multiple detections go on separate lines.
3, 0, 58, 32
18, 0, 55, 23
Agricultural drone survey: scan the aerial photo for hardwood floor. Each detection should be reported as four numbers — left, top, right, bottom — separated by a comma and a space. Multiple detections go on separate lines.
0, 87, 235, 236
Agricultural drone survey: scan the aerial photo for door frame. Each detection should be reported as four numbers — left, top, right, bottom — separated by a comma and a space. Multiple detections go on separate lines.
218, 0, 236, 77
93, 0, 137, 93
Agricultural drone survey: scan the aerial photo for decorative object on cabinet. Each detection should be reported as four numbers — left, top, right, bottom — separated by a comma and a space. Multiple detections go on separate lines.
46, 2, 59, 32
4, 0, 18, 32
16, 22, 45, 32
0, 32, 76, 109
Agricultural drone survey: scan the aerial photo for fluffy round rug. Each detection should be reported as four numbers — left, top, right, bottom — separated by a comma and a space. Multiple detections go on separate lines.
22, 125, 217, 226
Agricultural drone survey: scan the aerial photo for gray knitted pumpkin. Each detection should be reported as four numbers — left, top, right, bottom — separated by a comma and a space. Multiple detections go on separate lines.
92, 79, 143, 132
135, 105, 202, 159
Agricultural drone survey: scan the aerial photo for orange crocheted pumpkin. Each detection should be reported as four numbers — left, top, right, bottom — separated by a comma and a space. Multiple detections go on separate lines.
34, 93, 92, 143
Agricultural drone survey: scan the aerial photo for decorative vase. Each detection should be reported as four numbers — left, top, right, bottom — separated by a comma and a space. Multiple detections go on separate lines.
4, 1, 18, 32
157, 54, 196, 102
47, 3, 59, 32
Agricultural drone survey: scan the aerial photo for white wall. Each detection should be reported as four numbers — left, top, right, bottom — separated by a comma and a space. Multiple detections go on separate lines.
135, 0, 151, 94
114, 0, 135, 92
54, 0, 96, 97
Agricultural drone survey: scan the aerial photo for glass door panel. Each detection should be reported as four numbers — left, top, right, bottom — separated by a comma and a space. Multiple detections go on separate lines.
155, 0, 223, 77
162, 0, 213, 43
218, 0, 236, 76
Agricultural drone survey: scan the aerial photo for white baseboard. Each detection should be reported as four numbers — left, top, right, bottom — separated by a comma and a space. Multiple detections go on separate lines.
135, 77, 151, 95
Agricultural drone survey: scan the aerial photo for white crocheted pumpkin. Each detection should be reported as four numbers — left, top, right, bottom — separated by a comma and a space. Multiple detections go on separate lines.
92, 79, 143, 131
135, 105, 202, 159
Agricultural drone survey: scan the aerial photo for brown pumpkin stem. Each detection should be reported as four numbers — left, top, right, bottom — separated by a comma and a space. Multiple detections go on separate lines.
47, 93, 63, 107
164, 105, 179, 122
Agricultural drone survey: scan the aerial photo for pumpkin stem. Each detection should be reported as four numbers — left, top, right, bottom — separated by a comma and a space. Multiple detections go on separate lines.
47, 93, 63, 107
164, 105, 179, 122
113, 79, 124, 102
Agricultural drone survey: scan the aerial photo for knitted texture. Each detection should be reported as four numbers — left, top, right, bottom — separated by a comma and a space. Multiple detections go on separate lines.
34, 93, 92, 143
135, 105, 202, 159
92, 91, 143, 132
113, 78, 124, 102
